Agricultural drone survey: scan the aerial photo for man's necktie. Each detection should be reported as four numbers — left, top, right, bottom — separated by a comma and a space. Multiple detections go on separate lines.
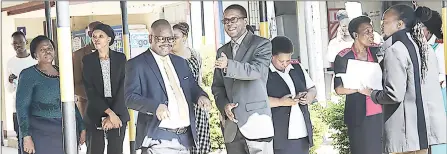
161, 57, 189, 120
232, 42, 239, 58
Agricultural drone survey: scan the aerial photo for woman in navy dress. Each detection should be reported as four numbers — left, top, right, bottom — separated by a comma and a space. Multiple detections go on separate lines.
16, 35, 86, 154
333, 16, 383, 154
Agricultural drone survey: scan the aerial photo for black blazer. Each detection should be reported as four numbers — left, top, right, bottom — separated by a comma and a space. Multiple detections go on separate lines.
266, 63, 314, 149
333, 47, 379, 127
82, 50, 130, 127
124, 49, 208, 149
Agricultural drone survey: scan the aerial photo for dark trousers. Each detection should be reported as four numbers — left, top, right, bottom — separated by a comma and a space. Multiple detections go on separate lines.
13, 113, 23, 154
86, 124, 127, 154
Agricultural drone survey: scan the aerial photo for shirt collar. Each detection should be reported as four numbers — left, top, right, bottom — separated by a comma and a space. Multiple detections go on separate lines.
231, 30, 248, 45
150, 48, 170, 62
270, 63, 294, 74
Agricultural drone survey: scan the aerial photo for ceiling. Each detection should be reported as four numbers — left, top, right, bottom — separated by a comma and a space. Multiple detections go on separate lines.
1, 1, 28, 9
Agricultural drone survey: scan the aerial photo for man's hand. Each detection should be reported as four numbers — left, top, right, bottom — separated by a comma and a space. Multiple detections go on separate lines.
215, 52, 228, 69
224, 103, 238, 123
156, 104, 170, 121
197, 96, 212, 111
280, 94, 298, 107
8, 74, 17, 83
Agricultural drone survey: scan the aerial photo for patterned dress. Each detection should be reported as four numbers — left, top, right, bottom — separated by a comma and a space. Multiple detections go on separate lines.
186, 48, 211, 154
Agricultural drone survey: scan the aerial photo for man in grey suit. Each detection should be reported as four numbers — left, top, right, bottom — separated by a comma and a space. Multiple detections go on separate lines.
212, 4, 274, 154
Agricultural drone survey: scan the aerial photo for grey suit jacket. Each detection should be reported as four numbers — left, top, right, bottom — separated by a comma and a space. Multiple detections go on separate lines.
371, 30, 446, 153
211, 32, 274, 142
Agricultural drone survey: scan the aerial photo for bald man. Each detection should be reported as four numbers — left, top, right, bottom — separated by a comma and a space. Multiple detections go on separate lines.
73, 21, 102, 117
124, 19, 211, 154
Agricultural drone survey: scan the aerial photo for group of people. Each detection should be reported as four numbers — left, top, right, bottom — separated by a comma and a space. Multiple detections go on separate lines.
332, 4, 447, 154
5, 3, 447, 154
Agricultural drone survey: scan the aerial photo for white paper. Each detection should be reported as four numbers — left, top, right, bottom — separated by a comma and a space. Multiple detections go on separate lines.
337, 59, 383, 90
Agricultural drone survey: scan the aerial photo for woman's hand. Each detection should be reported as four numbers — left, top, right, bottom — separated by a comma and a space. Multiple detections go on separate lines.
23, 136, 35, 154
101, 117, 114, 131
79, 130, 86, 145
108, 113, 122, 129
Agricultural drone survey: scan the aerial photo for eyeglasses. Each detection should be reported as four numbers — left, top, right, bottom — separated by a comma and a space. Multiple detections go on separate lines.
221, 17, 246, 24
151, 35, 175, 43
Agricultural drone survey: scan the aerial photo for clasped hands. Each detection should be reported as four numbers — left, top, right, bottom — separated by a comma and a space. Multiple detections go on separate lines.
102, 112, 122, 131
156, 96, 211, 121
279, 92, 311, 107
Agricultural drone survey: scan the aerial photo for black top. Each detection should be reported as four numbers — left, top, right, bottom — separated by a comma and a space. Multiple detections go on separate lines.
266, 63, 314, 149
333, 46, 379, 127
82, 50, 130, 127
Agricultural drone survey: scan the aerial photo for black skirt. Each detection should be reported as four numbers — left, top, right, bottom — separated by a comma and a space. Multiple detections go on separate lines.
347, 113, 383, 154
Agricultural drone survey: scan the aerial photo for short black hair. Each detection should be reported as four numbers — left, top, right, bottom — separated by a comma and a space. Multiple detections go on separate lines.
348, 16, 372, 39
224, 4, 247, 18
11, 31, 26, 38
151, 19, 171, 31
271, 36, 294, 56
30, 35, 55, 59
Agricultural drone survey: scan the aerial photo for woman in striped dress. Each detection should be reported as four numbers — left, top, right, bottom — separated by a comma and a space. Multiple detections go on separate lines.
172, 22, 210, 154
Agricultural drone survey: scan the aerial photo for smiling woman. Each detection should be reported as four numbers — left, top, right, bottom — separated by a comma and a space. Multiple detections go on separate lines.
16, 35, 86, 154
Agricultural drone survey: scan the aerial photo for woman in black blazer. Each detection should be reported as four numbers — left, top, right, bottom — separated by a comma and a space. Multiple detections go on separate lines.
82, 23, 129, 154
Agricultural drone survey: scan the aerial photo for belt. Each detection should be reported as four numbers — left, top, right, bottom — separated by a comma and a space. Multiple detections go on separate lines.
160, 127, 188, 134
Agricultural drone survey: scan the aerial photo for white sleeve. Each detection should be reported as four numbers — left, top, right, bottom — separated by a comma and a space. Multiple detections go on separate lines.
300, 66, 315, 89
436, 45, 446, 82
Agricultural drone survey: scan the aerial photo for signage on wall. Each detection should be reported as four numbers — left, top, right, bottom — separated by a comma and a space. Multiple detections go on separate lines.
17, 27, 26, 35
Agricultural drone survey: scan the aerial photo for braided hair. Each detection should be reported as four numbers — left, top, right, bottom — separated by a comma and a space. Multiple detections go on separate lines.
390, 4, 430, 80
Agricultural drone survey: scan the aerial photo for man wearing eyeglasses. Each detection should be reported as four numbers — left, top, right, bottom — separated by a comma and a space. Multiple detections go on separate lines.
73, 21, 103, 119
125, 19, 211, 154
212, 4, 274, 154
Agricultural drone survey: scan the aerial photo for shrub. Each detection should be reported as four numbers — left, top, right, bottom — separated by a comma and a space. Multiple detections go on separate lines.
309, 103, 329, 154
321, 96, 350, 154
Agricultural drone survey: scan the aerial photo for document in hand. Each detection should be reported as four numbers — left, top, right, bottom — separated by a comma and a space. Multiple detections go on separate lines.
337, 59, 383, 90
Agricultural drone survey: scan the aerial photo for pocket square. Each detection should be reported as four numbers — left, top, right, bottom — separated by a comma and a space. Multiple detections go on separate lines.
183, 76, 189, 80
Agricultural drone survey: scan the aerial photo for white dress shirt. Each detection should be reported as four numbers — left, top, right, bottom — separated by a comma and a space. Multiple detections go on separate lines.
151, 50, 190, 129
269, 63, 315, 139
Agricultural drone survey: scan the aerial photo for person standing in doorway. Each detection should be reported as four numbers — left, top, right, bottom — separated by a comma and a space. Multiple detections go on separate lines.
267, 36, 316, 154
212, 4, 274, 154
7, 31, 37, 154
73, 21, 103, 118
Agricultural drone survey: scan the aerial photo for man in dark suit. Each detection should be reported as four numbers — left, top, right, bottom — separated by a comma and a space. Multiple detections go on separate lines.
125, 19, 211, 154
266, 36, 316, 154
212, 4, 274, 154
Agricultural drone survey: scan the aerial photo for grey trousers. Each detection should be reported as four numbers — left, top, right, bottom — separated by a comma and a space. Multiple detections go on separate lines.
141, 129, 193, 154
141, 139, 190, 154
225, 127, 274, 154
